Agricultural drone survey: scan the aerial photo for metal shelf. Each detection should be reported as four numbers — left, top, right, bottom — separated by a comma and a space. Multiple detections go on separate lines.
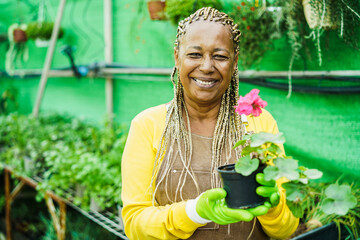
4, 166, 128, 240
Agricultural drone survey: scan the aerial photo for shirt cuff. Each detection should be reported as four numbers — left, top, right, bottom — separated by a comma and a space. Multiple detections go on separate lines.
185, 195, 212, 225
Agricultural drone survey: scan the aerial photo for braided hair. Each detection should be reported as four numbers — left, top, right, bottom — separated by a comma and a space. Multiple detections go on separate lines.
150, 7, 245, 204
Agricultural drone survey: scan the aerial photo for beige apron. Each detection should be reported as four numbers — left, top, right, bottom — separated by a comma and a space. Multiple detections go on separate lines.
155, 133, 269, 240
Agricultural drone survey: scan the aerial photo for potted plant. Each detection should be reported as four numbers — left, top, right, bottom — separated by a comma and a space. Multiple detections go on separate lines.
302, 0, 336, 30
217, 89, 323, 209
228, 2, 282, 69
26, 21, 65, 47
275, 0, 360, 96
285, 181, 359, 239
165, 0, 223, 25
147, 0, 167, 20
6, 23, 29, 74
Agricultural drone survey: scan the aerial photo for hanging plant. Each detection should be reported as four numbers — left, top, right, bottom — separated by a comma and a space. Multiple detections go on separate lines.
5, 23, 29, 75
147, 0, 167, 20
165, 0, 223, 25
276, 0, 360, 97
228, 2, 283, 69
26, 21, 65, 41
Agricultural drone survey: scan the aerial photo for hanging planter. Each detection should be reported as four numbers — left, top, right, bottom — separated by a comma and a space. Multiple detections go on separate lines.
13, 28, 27, 43
302, 0, 336, 29
147, 0, 167, 20
217, 164, 265, 209
26, 21, 65, 47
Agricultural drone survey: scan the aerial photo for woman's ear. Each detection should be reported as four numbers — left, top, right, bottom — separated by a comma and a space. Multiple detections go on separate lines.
233, 53, 239, 72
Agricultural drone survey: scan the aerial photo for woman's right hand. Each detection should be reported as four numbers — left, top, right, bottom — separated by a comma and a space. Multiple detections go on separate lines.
195, 188, 270, 225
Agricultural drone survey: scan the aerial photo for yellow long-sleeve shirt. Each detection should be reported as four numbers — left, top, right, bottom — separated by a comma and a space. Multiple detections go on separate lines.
121, 104, 299, 240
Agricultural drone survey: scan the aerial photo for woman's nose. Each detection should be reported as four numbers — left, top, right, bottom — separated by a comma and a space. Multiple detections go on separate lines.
199, 56, 214, 73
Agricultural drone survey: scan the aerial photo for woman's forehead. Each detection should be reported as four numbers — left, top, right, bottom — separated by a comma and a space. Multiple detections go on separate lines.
184, 20, 232, 34
179, 20, 233, 47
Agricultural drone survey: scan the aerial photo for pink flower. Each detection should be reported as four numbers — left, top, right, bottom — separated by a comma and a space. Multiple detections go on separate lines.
234, 89, 267, 117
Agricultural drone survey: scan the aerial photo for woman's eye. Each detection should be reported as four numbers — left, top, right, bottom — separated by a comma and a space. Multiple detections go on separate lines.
214, 55, 229, 60
188, 53, 201, 58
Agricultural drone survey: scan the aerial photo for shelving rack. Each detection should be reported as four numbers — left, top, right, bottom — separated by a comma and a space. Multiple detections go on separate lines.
4, 166, 128, 240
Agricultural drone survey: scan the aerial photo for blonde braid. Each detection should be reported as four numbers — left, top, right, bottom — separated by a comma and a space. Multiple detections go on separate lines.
151, 7, 243, 203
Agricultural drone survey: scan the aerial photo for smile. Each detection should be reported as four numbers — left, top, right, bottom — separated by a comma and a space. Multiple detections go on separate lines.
192, 78, 217, 88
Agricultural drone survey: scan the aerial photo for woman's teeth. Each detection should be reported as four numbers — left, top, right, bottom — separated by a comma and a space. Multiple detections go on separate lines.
193, 78, 216, 86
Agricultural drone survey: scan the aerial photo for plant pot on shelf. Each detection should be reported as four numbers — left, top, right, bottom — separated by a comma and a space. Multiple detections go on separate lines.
23, 156, 35, 175
302, 0, 336, 29
90, 197, 102, 212
147, 1, 166, 20
13, 28, 27, 43
290, 222, 348, 240
217, 164, 265, 209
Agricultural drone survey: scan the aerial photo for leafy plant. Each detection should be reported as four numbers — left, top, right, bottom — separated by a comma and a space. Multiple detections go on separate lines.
275, 0, 360, 97
233, 89, 359, 239
165, 0, 223, 25
0, 85, 18, 115
228, 2, 282, 69
26, 21, 64, 41
234, 131, 322, 185
284, 181, 359, 239
0, 113, 128, 212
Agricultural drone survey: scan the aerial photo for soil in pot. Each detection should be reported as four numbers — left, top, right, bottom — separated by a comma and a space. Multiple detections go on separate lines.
217, 164, 265, 209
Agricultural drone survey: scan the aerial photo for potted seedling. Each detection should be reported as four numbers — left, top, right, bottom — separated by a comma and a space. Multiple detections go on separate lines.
217, 89, 323, 209
286, 181, 359, 239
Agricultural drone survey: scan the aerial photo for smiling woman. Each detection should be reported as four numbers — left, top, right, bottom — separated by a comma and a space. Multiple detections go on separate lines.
121, 7, 298, 240
175, 20, 237, 119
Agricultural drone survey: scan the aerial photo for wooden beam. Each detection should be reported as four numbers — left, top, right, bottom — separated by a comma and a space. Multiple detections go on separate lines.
5, 169, 12, 240
104, 0, 114, 119
45, 196, 67, 240
32, 0, 67, 117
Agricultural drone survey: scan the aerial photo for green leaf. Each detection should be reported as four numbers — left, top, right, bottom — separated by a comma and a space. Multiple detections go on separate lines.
283, 182, 306, 202
250, 132, 285, 147
263, 166, 279, 181
241, 145, 257, 156
267, 143, 283, 154
286, 200, 304, 218
264, 158, 299, 181
235, 155, 259, 176
233, 139, 247, 149
321, 183, 357, 216
274, 158, 299, 180
304, 169, 323, 179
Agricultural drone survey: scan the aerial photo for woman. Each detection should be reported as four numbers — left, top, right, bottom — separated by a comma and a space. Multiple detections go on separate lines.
121, 7, 298, 240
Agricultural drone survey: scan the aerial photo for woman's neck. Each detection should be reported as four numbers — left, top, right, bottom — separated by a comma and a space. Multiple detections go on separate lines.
183, 100, 221, 137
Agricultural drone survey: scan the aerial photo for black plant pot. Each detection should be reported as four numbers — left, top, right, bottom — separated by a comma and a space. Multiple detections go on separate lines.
290, 222, 348, 240
217, 164, 265, 209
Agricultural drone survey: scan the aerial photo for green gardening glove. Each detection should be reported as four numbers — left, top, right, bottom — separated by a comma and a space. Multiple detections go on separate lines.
196, 188, 270, 225
256, 173, 280, 207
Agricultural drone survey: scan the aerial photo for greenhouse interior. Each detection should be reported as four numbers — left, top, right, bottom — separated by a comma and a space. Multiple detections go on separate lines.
0, 0, 359, 239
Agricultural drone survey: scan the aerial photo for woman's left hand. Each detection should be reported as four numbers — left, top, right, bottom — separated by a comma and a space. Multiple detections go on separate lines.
255, 173, 280, 207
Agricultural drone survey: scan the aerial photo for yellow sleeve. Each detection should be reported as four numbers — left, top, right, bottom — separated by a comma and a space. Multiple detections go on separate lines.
121, 105, 202, 240
257, 180, 299, 239
247, 109, 299, 239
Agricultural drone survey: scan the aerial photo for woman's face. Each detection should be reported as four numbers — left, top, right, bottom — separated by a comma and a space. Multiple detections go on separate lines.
175, 20, 238, 107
